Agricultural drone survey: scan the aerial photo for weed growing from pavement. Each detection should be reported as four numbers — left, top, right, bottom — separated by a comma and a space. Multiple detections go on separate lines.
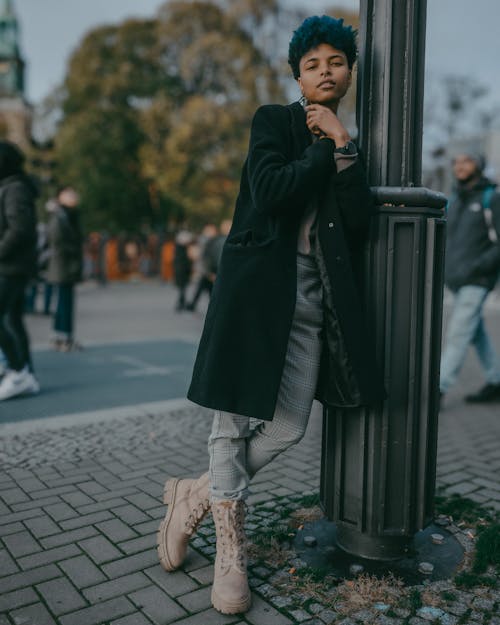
244, 490, 499, 618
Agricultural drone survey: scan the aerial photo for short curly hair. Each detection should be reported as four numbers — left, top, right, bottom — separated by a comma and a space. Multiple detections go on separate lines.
288, 15, 357, 79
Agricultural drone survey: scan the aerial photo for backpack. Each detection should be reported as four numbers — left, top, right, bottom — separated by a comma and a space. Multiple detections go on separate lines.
482, 186, 499, 244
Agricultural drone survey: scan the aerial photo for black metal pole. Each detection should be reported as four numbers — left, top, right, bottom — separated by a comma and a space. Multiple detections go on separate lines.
319, 0, 448, 560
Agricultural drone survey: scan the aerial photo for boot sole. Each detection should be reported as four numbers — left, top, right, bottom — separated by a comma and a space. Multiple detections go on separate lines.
211, 588, 252, 614
157, 478, 180, 572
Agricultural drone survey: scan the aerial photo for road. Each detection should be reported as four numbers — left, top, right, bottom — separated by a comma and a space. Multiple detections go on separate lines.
1, 280, 499, 423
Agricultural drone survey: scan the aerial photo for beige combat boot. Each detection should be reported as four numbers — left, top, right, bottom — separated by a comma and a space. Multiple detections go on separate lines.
157, 473, 210, 571
211, 500, 251, 614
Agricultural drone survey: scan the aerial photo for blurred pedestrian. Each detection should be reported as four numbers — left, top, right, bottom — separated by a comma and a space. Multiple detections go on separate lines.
208, 218, 232, 280
173, 230, 193, 312
440, 152, 500, 403
0, 141, 40, 400
185, 223, 218, 311
157, 16, 385, 616
47, 186, 84, 352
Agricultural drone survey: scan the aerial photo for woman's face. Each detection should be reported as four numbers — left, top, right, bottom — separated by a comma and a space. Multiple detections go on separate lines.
297, 43, 352, 106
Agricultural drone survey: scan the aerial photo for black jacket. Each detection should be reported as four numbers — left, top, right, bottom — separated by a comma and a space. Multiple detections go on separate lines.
187, 102, 385, 421
0, 174, 37, 278
445, 177, 500, 291
47, 205, 83, 284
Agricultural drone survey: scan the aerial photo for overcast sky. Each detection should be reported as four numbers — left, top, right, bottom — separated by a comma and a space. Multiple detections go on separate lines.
13, 0, 500, 110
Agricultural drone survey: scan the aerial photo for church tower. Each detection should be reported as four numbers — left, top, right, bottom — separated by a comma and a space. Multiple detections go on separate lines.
0, 0, 31, 149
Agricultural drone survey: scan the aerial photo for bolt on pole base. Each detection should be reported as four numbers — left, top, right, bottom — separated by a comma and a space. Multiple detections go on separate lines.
293, 517, 464, 585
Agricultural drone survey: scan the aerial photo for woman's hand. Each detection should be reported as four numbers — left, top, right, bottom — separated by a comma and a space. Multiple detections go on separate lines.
305, 104, 351, 146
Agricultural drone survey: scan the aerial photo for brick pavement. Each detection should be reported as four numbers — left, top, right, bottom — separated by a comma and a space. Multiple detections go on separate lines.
0, 397, 499, 624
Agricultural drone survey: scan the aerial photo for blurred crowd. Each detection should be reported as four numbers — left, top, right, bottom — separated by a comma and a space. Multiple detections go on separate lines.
0, 139, 233, 402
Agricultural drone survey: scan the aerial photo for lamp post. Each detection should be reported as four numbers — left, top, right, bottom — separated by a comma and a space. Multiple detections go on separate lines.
319, 0, 448, 560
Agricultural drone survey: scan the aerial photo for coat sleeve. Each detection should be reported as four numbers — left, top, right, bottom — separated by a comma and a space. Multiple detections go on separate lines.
0, 182, 35, 260
470, 193, 500, 276
332, 153, 375, 232
247, 105, 336, 217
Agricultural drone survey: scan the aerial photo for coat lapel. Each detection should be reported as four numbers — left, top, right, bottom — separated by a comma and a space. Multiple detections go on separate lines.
287, 101, 312, 158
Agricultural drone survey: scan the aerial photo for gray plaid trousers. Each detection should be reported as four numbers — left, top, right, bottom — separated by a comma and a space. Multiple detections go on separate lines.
208, 253, 324, 500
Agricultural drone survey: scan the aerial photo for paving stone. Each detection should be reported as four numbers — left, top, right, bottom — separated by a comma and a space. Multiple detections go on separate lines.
0, 487, 30, 505
101, 550, 159, 578
0, 508, 42, 526
188, 564, 214, 585
144, 564, 199, 597
60, 491, 96, 507
124, 492, 161, 510
59, 554, 107, 588
96, 518, 138, 542
245, 594, 293, 625
93, 486, 140, 502
129, 584, 187, 624
78, 534, 123, 564
76, 497, 128, 515
40, 525, 98, 549
83, 572, 150, 603
17, 544, 81, 570
23, 515, 60, 538
44, 502, 76, 522
0, 548, 19, 575
58, 596, 136, 625
60, 510, 114, 530
0, 521, 24, 536
0, 564, 61, 594
177, 586, 212, 612
0, 587, 38, 611
36, 577, 87, 616
119, 533, 155, 555
162, 607, 240, 624
9, 601, 57, 625
11, 496, 66, 512
133, 519, 161, 535
77, 480, 109, 496
111, 504, 153, 525
111, 614, 153, 625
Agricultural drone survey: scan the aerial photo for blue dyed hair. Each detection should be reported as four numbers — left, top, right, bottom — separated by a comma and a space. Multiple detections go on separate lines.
288, 15, 357, 79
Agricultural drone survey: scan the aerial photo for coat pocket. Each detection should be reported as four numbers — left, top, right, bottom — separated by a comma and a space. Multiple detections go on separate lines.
226, 229, 276, 250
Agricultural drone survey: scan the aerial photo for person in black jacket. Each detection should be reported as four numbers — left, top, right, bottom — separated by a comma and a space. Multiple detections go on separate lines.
173, 230, 193, 312
0, 141, 40, 401
157, 16, 385, 615
440, 152, 500, 403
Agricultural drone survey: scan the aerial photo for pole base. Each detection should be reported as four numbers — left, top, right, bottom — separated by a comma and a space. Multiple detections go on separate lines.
293, 518, 464, 584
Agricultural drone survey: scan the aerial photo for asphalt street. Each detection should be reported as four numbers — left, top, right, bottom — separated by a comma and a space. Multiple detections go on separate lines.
0, 280, 499, 422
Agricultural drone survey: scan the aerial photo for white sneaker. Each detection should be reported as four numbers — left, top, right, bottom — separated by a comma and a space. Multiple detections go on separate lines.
0, 367, 40, 400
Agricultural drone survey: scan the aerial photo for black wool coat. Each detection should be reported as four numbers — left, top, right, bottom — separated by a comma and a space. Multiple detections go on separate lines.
188, 101, 385, 421
0, 174, 37, 278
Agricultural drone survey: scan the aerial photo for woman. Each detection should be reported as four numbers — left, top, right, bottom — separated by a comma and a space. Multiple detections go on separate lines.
0, 141, 39, 401
157, 15, 385, 615
47, 186, 84, 352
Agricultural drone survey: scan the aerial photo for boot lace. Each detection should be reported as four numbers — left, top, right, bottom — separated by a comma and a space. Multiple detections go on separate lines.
215, 501, 247, 570
184, 496, 211, 536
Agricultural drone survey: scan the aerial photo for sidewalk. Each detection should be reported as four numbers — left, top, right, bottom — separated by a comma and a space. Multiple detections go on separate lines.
0, 281, 499, 624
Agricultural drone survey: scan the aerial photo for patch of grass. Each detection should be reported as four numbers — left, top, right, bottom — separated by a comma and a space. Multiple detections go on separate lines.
406, 588, 422, 613
473, 523, 500, 574
434, 492, 496, 525
335, 573, 406, 615
454, 571, 497, 589
294, 565, 330, 583
440, 590, 457, 602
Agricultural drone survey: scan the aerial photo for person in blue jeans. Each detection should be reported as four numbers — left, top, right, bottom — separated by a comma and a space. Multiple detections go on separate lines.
440, 152, 500, 403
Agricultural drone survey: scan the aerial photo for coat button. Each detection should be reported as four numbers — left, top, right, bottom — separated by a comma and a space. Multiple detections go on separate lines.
328, 222, 334, 228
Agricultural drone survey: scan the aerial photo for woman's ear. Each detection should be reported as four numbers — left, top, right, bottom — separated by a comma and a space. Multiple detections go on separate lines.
297, 77, 303, 95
